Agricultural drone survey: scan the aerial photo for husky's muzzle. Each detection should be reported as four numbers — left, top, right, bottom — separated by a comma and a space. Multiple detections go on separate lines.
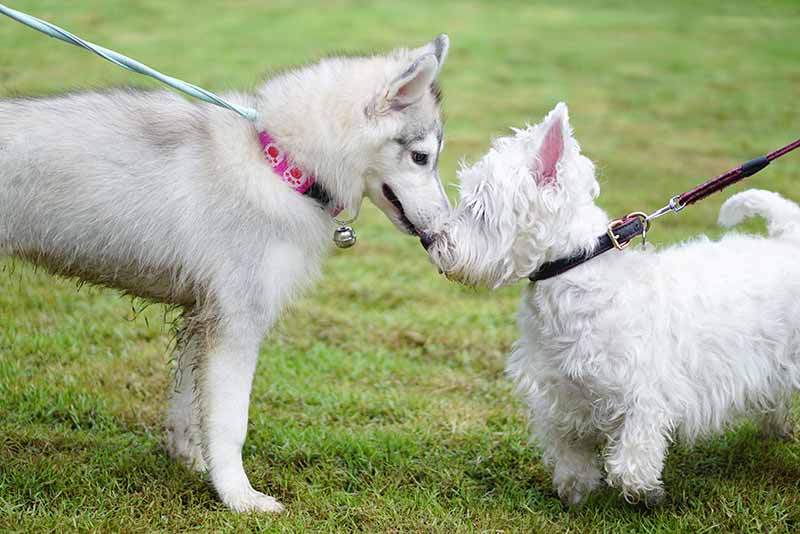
382, 183, 420, 236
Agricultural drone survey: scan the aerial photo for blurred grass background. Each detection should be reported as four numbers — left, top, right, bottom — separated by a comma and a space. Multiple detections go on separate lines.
2, 1, 800, 531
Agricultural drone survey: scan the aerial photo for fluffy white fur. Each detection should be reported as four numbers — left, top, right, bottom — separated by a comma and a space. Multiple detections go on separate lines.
427, 103, 800, 507
0, 35, 451, 513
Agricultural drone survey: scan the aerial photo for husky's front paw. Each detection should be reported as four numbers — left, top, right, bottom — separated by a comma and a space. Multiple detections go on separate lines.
221, 487, 286, 513
166, 423, 208, 472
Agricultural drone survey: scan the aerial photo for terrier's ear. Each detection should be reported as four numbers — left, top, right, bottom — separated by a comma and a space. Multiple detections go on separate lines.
532, 102, 570, 186
384, 53, 438, 111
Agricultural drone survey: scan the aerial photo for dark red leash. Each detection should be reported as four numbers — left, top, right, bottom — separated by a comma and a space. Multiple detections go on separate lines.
643, 137, 800, 223
530, 137, 800, 282
673, 138, 800, 209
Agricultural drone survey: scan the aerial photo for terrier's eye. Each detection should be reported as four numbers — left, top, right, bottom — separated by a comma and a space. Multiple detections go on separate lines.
411, 151, 429, 166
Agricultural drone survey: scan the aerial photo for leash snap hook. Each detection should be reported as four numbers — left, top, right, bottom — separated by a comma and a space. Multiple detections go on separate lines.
668, 194, 685, 213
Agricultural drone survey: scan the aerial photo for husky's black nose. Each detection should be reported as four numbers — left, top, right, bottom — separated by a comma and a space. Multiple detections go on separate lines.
419, 231, 435, 250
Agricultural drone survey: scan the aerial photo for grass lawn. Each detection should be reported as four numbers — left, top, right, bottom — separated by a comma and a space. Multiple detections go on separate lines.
2, 0, 800, 531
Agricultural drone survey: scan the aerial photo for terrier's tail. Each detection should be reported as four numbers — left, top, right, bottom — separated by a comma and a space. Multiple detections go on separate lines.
718, 189, 800, 237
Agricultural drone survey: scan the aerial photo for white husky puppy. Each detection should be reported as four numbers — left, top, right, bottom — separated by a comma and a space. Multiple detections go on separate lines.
426, 102, 800, 507
0, 35, 450, 512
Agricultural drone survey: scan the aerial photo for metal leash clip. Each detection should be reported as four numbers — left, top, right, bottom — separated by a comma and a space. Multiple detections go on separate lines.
640, 194, 687, 246
646, 194, 684, 223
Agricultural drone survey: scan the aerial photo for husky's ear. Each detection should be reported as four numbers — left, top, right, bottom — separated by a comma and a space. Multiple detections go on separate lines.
414, 34, 449, 75
383, 54, 438, 111
369, 34, 448, 115
531, 102, 570, 186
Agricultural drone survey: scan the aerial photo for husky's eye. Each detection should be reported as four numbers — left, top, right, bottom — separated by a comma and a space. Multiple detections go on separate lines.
411, 151, 429, 166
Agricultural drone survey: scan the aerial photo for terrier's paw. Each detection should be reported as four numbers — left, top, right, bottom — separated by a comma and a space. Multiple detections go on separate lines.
759, 418, 796, 443
616, 483, 666, 508
554, 467, 602, 509
556, 478, 600, 509
166, 423, 208, 472
642, 486, 666, 508
558, 486, 590, 509
221, 487, 286, 513
606, 454, 665, 508
778, 427, 797, 443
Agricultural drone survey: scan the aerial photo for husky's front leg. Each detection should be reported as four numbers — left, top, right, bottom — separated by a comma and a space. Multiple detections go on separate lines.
198, 316, 284, 513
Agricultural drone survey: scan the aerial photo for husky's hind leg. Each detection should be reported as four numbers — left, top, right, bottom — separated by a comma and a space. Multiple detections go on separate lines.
166, 310, 209, 472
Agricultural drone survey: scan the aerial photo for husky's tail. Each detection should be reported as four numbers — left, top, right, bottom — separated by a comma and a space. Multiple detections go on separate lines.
718, 189, 800, 237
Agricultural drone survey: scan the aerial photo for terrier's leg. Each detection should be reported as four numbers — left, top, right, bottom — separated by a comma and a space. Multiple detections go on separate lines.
550, 435, 602, 509
197, 316, 284, 513
511, 359, 602, 508
759, 393, 796, 442
604, 407, 672, 506
525, 400, 602, 508
165, 316, 207, 472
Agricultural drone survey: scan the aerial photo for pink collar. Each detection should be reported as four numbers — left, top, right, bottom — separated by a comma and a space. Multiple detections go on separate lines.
258, 131, 316, 193
258, 131, 341, 216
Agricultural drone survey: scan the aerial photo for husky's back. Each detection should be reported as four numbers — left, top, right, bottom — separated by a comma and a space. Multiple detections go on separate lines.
0, 89, 259, 303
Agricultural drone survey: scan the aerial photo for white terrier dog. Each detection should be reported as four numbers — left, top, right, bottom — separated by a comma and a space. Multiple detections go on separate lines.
0, 35, 451, 512
426, 102, 800, 507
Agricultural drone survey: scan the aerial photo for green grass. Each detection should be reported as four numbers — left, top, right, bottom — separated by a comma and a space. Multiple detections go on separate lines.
2, 0, 800, 531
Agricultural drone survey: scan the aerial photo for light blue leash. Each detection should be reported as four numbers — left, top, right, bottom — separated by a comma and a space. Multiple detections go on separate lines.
0, 4, 259, 123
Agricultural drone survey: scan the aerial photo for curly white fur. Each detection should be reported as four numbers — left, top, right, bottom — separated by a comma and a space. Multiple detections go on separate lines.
428, 103, 800, 507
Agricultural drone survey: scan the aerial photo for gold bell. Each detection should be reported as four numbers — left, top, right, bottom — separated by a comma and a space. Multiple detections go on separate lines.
333, 225, 357, 248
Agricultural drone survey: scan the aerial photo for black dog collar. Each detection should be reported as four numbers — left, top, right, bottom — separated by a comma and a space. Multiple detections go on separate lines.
529, 214, 646, 282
